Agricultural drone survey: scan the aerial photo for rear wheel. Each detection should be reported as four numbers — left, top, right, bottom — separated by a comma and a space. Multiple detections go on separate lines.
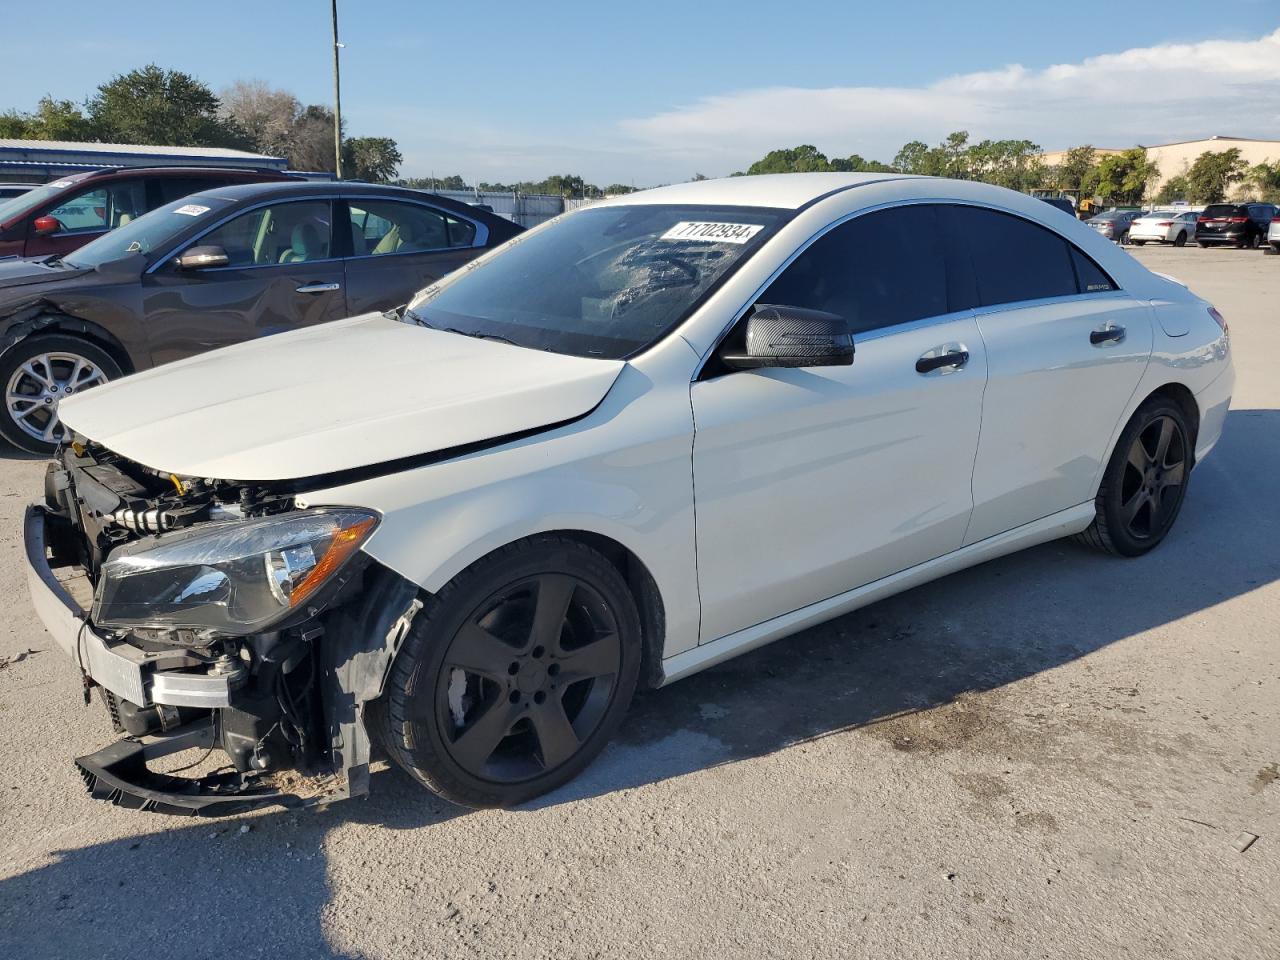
1197, 241, 1209, 248
1076, 398, 1192, 557
1131, 239, 1146, 246
1173, 231, 1187, 247
379, 536, 642, 808
0, 335, 121, 455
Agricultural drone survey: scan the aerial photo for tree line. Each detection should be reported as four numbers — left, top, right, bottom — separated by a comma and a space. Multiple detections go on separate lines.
736, 135, 1280, 205
0, 66, 402, 183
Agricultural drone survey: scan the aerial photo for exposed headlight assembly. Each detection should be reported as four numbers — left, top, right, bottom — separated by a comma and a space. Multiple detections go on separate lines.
92, 509, 378, 637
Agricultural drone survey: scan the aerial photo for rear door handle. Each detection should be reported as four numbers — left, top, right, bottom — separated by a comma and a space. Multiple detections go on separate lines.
1090, 325, 1126, 345
296, 282, 341, 294
915, 349, 969, 374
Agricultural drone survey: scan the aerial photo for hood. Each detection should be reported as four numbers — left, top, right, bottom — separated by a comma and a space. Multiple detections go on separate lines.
0, 257, 91, 290
58, 313, 625, 481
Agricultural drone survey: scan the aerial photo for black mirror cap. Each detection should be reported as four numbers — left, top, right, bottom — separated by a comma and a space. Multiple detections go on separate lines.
175, 244, 230, 271
722, 304, 854, 369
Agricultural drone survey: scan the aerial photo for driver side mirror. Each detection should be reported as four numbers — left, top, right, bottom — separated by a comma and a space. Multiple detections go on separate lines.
720, 305, 854, 369
175, 245, 230, 271
32, 215, 62, 236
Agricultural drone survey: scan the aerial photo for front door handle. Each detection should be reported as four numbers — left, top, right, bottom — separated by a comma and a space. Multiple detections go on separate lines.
1090, 325, 1126, 345
915, 349, 969, 374
296, 282, 341, 294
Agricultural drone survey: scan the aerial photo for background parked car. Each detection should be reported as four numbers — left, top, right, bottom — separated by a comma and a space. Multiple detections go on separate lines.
1085, 210, 1142, 244
1129, 211, 1199, 247
0, 183, 33, 202
1038, 196, 1076, 216
1195, 202, 1277, 249
0, 180, 522, 453
1267, 217, 1280, 254
0, 166, 299, 261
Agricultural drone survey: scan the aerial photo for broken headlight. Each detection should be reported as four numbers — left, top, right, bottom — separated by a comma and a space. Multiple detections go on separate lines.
92, 508, 378, 636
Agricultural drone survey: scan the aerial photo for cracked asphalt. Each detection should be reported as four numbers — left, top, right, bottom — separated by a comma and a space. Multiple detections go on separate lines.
0, 245, 1276, 959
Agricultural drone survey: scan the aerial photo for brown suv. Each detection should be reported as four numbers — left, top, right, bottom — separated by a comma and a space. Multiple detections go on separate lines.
0, 167, 299, 261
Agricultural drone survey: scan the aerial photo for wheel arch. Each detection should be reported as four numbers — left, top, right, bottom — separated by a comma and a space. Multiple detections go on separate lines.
0, 309, 135, 375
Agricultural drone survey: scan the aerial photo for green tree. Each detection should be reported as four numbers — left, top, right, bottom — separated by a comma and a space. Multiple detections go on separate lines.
88, 65, 246, 147
1154, 174, 1192, 204
343, 136, 402, 182
1245, 160, 1280, 203
0, 96, 97, 141
1051, 145, 1098, 192
966, 139, 1044, 191
831, 154, 895, 173
1183, 148, 1249, 203
603, 183, 636, 195
1082, 148, 1157, 204
746, 144, 833, 175
892, 140, 931, 174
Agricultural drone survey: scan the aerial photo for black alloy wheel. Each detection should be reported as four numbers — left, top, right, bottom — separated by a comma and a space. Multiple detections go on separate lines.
435, 573, 622, 781
378, 536, 641, 808
1116, 415, 1187, 542
1077, 398, 1193, 557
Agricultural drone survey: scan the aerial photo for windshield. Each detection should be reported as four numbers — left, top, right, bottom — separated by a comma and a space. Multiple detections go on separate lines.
406, 204, 786, 359
63, 195, 230, 269
1201, 204, 1240, 218
0, 177, 84, 224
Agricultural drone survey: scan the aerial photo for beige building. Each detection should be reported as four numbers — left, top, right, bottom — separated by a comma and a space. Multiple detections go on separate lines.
1041, 136, 1280, 199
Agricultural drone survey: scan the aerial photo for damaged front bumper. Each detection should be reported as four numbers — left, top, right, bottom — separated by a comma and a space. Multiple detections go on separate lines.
24, 502, 421, 817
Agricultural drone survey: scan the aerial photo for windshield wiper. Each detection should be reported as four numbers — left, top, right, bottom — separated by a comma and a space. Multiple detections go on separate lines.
402, 309, 521, 347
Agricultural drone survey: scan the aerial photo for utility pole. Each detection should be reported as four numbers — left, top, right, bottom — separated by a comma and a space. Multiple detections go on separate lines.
331, 0, 343, 179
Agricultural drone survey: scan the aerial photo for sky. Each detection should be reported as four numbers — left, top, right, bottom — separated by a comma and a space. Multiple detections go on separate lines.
4, 1, 1279, 185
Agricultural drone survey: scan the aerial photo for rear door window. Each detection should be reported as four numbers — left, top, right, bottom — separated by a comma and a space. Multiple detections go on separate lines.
943, 206, 1078, 307
346, 200, 475, 256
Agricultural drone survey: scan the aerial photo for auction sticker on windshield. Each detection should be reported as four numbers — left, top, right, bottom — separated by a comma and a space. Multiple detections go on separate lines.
660, 221, 764, 244
174, 204, 211, 217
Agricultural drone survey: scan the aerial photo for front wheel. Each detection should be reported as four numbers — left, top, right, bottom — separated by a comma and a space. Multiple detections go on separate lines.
379, 535, 642, 808
1173, 231, 1187, 247
1197, 241, 1209, 248
1076, 398, 1192, 557
1131, 239, 1146, 246
0, 334, 122, 455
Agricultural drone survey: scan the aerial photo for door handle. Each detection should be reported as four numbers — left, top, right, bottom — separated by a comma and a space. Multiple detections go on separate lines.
296, 282, 341, 294
1090, 325, 1126, 345
915, 349, 969, 374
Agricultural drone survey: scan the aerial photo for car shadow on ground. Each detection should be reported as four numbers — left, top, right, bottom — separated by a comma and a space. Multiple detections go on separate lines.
0, 409, 1274, 959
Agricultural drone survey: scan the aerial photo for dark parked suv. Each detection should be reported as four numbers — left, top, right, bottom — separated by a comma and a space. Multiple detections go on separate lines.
0, 180, 522, 453
0, 166, 298, 261
1195, 202, 1277, 249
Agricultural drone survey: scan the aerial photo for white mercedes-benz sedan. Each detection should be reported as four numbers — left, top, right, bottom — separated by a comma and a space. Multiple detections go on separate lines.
25, 174, 1233, 814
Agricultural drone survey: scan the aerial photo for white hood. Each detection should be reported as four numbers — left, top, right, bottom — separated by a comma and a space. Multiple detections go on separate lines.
58, 313, 624, 481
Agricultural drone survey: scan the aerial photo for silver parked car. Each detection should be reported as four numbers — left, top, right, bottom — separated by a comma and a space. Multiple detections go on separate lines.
1086, 210, 1143, 244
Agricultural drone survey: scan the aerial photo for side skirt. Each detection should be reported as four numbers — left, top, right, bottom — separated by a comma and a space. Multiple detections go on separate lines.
659, 502, 1095, 686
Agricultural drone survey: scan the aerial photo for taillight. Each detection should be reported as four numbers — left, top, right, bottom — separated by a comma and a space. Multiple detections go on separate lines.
1156, 221, 1173, 227
1197, 217, 1209, 223
1208, 306, 1228, 335
1228, 216, 1248, 223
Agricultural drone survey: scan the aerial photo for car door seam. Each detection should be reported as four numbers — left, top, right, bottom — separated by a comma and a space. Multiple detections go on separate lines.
960, 309, 989, 546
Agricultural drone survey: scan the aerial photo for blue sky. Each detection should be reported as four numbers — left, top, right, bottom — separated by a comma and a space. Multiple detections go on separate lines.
5, 1, 1279, 184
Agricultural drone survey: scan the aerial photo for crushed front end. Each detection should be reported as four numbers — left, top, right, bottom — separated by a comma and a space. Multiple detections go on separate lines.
25, 440, 419, 816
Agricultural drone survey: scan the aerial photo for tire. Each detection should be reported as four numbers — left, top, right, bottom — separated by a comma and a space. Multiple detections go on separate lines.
1245, 233, 1260, 250
379, 535, 642, 808
1197, 241, 1209, 248
1264, 244, 1279, 256
1131, 239, 1146, 246
1173, 231, 1187, 247
0, 334, 122, 455
1076, 397, 1193, 557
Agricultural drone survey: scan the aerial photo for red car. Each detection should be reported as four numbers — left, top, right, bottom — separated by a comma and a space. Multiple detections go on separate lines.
0, 166, 299, 260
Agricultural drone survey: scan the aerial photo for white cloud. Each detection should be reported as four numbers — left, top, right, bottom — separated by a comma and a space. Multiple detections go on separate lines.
619, 28, 1280, 174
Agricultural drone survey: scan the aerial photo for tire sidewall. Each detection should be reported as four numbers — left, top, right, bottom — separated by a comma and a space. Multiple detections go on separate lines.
385, 537, 642, 807
0, 334, 123, 455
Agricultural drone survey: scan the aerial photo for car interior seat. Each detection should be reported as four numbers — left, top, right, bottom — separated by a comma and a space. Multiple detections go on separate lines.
280, 223, 323, 263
